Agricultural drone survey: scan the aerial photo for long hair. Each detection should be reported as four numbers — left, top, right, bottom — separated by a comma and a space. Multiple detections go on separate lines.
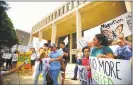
95, 34, 109, 46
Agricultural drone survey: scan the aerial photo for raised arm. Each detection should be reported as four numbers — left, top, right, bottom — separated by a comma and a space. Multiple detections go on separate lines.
2, 63, 25, 76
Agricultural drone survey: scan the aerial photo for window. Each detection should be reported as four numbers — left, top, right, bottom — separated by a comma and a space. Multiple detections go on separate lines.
72, 33, 77, 49
51, 14, 53, 21
62, 6, 65, 14
58, 9, 61, 16
54, 11, 57, 19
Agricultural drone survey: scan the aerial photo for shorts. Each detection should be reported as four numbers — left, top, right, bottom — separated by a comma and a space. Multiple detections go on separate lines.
31, 60, 35, 66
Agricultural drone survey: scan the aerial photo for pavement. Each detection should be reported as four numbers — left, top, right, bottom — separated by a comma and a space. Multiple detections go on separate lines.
3, 63, 81, 85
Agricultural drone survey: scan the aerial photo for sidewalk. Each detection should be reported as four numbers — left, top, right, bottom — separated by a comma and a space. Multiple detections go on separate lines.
3, 63, 81, 85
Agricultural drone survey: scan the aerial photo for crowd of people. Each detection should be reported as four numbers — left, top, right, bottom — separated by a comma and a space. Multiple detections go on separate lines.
71, 34, 132, 85
0, 33, 132, 85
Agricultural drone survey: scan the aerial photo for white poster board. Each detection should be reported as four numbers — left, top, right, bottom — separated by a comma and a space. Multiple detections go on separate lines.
100, 12, 132, 40
2, 53, 12, 59
64, 36, 69, 46
90, 57, 131, 85
17, 45, 29, 52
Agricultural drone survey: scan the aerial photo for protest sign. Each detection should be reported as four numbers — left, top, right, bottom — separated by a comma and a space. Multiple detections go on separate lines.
17, 45, 29, 52
100, 12, 131, 40
90, 57, 131, 85
77, 37, 88, 48
2, 53, 12, 59
64, 36, 69, 46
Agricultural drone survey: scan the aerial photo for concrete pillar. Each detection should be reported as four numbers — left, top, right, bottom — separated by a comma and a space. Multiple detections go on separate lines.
29, 35, 33, 43
69, 34, 72, 63
76, 9, 82, 49
56, 37, 58, 45
51, 23, 57, 44
38, 30, 43, 41
125, 2, 132, 12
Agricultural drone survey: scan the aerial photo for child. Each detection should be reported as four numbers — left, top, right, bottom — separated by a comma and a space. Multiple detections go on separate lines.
81, 46, 92, 85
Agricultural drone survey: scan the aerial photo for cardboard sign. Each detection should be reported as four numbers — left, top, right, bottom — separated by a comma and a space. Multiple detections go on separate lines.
100, 12, 132, 40
90, 57, 131, 85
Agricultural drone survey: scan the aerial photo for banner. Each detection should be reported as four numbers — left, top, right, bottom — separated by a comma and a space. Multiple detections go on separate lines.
90, 57, 131, 85
100, 12, 132, 40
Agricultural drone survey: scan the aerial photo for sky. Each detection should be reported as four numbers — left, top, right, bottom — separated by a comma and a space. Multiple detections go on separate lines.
7, 2, 65, 33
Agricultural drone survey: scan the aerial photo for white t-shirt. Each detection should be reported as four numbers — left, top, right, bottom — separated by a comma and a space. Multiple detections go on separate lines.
31, 53, 37, 60
12, 54, 18, 61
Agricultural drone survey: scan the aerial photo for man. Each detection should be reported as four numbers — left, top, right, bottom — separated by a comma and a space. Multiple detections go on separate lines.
114, 39, 132, 60
59, 41, 68, 85
71, 49, 82, 80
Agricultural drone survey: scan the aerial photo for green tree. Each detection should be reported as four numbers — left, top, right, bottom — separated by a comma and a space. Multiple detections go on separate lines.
0, 1, 19, 48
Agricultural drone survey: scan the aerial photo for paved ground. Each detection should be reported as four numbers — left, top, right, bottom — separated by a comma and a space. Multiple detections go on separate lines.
3, 63, 81, 85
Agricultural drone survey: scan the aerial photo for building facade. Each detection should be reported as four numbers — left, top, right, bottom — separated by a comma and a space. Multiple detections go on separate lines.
30, 1, 132, 63
16, 29, 30, 46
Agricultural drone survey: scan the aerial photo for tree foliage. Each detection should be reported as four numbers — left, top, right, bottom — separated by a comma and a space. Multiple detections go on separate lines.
0, 1, 19, 48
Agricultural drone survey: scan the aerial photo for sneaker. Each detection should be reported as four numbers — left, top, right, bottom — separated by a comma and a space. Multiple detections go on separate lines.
71, 78, 77, 80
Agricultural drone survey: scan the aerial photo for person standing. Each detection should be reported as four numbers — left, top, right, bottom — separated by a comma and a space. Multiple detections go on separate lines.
90, 34, 114, 58
11, 50, 19, 69
49, 43, 62, 85
59, 41, 69, 85
5, 49, 12, 70
33, 47, 47, 85
30, 48, 37, 74
71, 49, 82, 80
114, 39, 132, 60
81, 46, 92, 85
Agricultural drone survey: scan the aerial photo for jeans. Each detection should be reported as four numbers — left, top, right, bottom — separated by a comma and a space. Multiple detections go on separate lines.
33, 61, 47, 85
49, 69, 60, 85
74, 65, 78, 78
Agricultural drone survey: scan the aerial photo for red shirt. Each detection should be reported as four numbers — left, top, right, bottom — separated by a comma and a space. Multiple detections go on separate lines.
82, 57, 91, 78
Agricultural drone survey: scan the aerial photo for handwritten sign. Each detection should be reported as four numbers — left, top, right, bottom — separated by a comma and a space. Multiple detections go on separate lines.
90, 57, 131, 85
100, 12, 131, 40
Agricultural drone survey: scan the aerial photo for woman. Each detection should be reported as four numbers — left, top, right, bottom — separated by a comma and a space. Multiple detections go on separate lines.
90, 34, 114, 58
33, 47, 47, 85
49, 43, 62, 85
30, 48, 37, 73
11, 50, 19, 68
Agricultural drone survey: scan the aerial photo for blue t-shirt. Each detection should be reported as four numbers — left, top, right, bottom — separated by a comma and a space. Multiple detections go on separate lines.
114, 45, 132, 60
49, 50, 62, 70
90, 46, 113, 57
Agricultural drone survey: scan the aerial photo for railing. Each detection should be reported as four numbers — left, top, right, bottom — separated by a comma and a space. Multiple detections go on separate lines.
31, 0, 87, 33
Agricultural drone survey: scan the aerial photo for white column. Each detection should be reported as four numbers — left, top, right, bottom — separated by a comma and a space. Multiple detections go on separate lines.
70, 34, 72, 63
29, 35, 33, 43
76, 9, 82, 49
38, 30, 43, 41
51, 23, 57, 44
125, 2, 132, 12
